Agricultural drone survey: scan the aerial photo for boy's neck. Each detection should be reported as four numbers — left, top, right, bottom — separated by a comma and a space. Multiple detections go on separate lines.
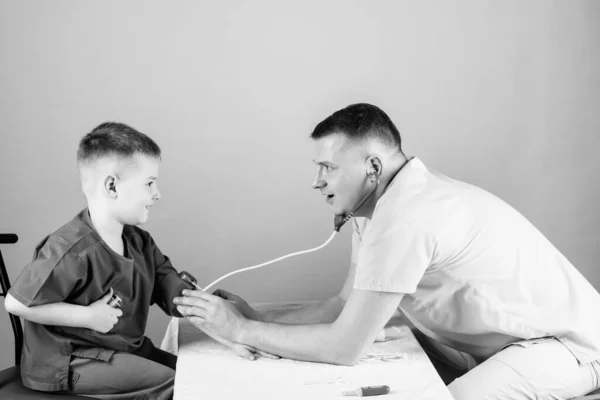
87, 205, 124, 242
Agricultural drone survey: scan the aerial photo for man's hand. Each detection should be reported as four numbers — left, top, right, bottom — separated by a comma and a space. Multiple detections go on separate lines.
374, 326, 405, 342
86, 289, 122, 333
174, 289, 245, 342
233, 343, 281, 361
212, 289, 261, 321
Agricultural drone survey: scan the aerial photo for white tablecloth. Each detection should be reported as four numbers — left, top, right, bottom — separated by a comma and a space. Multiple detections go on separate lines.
161, 302, 453, 400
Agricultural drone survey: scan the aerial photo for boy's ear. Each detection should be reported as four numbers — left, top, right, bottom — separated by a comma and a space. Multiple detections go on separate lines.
103, 175, 118, 199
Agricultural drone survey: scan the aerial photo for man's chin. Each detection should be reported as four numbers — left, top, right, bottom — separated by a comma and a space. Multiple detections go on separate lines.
332, 206, 350, 218
328, 202, 352, 219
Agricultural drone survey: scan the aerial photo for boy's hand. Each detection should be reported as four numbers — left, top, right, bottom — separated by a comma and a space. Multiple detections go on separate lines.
86, 289, 123, 333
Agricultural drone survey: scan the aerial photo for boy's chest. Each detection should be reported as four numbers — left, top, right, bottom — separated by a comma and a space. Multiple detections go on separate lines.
76, 242, 155, 311
106, 257, 154, 311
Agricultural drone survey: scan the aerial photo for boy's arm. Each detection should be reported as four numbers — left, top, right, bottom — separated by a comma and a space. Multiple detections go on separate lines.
147, 235, 190, 317
146, 237, 280, 360
4, 291, 122, 333
8, 235, 121, 333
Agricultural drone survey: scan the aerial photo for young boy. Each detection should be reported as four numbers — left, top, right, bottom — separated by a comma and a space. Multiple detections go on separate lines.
4, 122, 193, 399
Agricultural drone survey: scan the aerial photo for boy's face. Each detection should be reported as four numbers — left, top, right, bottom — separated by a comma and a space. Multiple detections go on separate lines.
113, 154, 161, 226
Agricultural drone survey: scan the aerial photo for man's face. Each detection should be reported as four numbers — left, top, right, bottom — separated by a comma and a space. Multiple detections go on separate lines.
114, 154, 161, 226
312, 134, 368, 216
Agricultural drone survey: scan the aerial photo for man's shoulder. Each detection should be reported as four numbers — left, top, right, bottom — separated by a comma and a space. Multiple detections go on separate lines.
388, 161, 506, 220
368, 166, 483, 236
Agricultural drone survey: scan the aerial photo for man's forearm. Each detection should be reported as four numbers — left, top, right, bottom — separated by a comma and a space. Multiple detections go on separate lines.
238, 319, 358, 365
5, 295, 91, 328
258, 296, 344, 324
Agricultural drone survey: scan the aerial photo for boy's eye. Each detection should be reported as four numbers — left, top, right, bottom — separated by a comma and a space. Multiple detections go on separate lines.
148, 182, 154, 187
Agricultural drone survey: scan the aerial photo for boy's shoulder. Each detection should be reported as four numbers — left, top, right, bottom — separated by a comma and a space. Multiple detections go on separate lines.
40, 209, 101, 258
123, 223, 157, 250
38, 210, 161, 259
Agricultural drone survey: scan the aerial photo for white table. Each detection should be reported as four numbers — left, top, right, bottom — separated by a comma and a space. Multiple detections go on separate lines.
161, 302, 453, 400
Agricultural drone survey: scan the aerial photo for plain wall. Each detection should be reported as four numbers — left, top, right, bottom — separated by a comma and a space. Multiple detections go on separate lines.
1, 0, 599, 371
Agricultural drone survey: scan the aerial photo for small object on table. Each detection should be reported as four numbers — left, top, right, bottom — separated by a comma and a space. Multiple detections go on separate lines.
342, 385, 391, 397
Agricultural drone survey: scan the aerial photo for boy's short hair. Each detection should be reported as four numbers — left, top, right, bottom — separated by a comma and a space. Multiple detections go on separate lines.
310, 103, 402, 151
77, 122, 161, 165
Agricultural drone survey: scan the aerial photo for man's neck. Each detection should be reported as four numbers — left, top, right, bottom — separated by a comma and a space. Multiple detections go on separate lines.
360, 155, 409, 220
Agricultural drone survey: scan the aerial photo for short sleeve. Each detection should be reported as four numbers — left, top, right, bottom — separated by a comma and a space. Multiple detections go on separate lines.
9, 236, 87, 306
353, 217, 435, 294
147, 235, 189, 317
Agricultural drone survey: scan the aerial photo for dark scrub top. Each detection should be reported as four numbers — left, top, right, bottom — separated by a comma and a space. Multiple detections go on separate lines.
9, 209, 190, 391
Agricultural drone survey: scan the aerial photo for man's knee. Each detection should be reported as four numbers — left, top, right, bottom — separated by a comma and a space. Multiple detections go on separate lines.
449, 339, 600, 400
448, 359, 529, 400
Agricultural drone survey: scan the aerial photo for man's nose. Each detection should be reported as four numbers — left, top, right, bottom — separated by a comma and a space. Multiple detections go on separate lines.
312, 171, 326, 190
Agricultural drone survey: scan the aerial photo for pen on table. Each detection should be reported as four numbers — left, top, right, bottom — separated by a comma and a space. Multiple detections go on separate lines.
342, 385, 391, 397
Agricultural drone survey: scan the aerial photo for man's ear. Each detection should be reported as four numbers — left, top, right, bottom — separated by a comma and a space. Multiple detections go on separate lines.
365, 156, 383, 182
103, 175, 118, 199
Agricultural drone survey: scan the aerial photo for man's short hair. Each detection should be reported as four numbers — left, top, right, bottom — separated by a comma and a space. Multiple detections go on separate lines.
310, 103, 402, 150
77, 122, 161, 165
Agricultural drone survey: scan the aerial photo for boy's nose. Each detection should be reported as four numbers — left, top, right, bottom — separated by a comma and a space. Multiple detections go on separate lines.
154, 189, 161, 200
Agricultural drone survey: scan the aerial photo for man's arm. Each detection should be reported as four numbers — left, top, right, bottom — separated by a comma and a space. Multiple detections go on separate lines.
257, 260, 356, 324
176, 288, 403, 366
240, 289, 403, 365
258, 295, 344, 324
4, 291, 122, 333
221, 261, 358, 325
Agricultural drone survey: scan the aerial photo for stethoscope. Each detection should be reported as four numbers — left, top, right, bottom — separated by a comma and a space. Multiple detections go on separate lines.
179, 167, 382, 293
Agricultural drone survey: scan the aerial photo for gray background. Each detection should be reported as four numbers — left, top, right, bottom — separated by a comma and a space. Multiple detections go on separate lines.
1, 0, 599, 371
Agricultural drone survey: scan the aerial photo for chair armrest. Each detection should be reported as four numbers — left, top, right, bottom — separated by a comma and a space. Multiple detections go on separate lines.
0, 234, 18, 244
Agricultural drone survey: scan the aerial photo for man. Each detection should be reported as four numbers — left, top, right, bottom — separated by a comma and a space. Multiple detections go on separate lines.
174, 103, 600, 399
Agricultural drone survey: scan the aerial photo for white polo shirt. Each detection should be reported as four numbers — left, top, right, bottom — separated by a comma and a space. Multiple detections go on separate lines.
352, 157, 600, 364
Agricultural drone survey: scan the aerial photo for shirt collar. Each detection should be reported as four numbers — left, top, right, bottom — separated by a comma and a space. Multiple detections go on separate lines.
373, 156, 427, 214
